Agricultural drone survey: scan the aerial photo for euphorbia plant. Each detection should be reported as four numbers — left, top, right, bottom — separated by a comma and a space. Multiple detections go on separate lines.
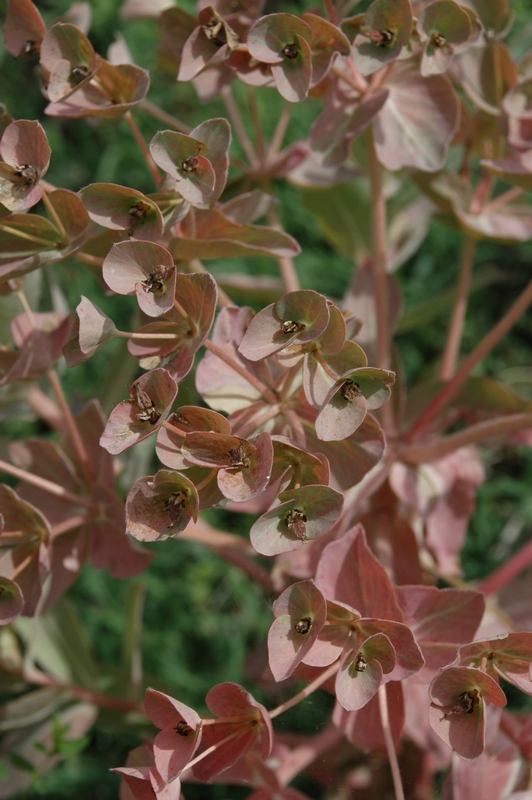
2, 0, 532, 798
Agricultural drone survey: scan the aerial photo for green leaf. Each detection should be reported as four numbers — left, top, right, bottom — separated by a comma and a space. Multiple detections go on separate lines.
301, 181, 372, 259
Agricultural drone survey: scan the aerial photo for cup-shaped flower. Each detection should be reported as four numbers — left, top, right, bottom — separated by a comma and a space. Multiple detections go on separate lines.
0, 120, 51, 211
350, 0, 413, 77
100, 369, 178, 455
144, 688, 202, 783
181, 431, 273, 502
458, 633, 532, 696
178, 6, 239, 83
428, 666, 507, 760
268, 579, 327, 681
239, 290, 330, 362
103, 241, 176, 318
0, 577, 24, 624
302, 13, 351, 86
150, 131, 215, 205
270, 436, 330, 492
74, 296, 117, 359
250, 484, 344, 556
315, 366, 395, 441
188, 118, 231, 206
79, 183, 164, 241
418, 0, 472, 77
336, 632, 396, 711
3, 0, 47, 59
157, 407, 231, 470
192, 682, 273, 782
40, 23, 98, 103
302, 599, 360, 668
126, 470, 199, 542
248, 14, 314, 102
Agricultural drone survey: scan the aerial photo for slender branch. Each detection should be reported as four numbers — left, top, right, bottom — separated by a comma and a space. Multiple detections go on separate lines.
161, 419, 186, 438
139, 99, 191, 133
124, 111, 161, 188
47, 369, 94, 484
398, 414, 532, 465
186, 259, 233, 309
233, 405, 280, 439
173, 298, 197, 334
269, 661, 340, 719
440, 237, 476, 380
323, 0, 338, 24
117, 331, 179, 341
184, 729, 242, 773
378, 684, 405, 800
276, 725, 343, 786
10, 552, 35, 582
221, 85, 257, 167
24, 668, 142, 713
269, 102, 291, 157
39, 186, 67, 243
74, 252, 104, 268
267, 205, 300, 293
283, 408, 307, 449
0, 459, 91, 508
404, 278, 532, 442
0, 221, 56, 248
247, 86, 265, 162
482, 186, 523, 215
211, 547, 274, 592
51, 514, 88, 536
477, 536, 532, 597
203, 340, 278, 405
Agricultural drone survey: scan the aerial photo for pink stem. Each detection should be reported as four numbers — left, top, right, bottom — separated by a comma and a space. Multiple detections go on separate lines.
478, 537, 532, 596
0, 459, 91, 508
139, 99, 191, 133
404, 278, 532, 442
124, 111, 161, 188
276, 725, 343, 786
187, 260, 233, 308
269, 661, 340, 719
398, 413, 532, 465
204, 340, 278, 405
267, 205, 300, 293
323, 0, 338, 23
440, 237, 476, 380
47, 369, 94, 484
378, 684, 405, 800
222, 85, 257, 167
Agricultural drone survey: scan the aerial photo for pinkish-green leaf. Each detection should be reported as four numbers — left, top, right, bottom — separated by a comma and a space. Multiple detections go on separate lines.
126, 470, 199, 542
268, 579, 327, 681
0, 577, 24, 624
351, 0, 413, 76
482, 150, 532, 191
373, 62, 460, 172
76, 296, 117, 356
189, 118, 231, 205
315, 524, 403, 621
250, 484, 343, 556
150, 130, 215, 205
103, 240, 176, 317
239, 290, 330, 361
303, 13, 351, 85
3, 0, 47, 59
170, 207, 300, 260
79, 183, 164, 241
271, 35, 313, 103
40, 24, 97, 103
247, 14, 313, 64
156, 407, 231, 470
336, 633, 396, 711
100, 369, 178, 455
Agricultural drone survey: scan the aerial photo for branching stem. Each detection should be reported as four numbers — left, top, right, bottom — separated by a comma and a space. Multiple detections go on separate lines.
269, 661, 340, 719
124, 111, 161, 189
140, 99, 191, 133
203, 340, 278, 405
222, 85, 257, 167
0, 459, 91, 507
440, 237, 476, 380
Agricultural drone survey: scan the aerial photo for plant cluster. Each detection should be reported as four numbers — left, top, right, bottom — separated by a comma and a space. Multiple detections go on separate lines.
1, 0, 532, 798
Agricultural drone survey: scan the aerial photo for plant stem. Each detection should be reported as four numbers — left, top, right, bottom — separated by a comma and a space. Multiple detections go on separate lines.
482, 186, 523, 215
39, 186, 67, 244
203, 340, 278, 405
51, 515, 88, 536
161, 419, 186, 438
184, 729, 243, 773
267, 205, 300, 293
399, 413, 532, 464
0, 221, 55, 248
378, 684, 405, 800
276, 725, 343, 786
0, 459, 91, 507
74, 252, 104, 268
323, 0, 338, 23
140, 99, 191, 133
440, 237, 476, 380
173, 298, 197, 333
118, 331, 179, 340
404, 278, 532, 442
10, 552, 35, 582
247, 86, 265, 162
124, 111, 161, 188
478, 537, 532, 597
222, 85, 257, 167
47, 369, 94, 484
27, 668, 142, 713
269, 102, 291, 157
186, 260, 233, 308
269, 661, 340, 719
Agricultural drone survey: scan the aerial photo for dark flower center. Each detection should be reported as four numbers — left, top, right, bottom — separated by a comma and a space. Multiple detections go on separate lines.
368, 29, 395, 48
164, 491, 187, 522
281, 320, 305, 334
71, 65, 91, 84
20, 40, 39, 57
13, 164, 38, 186
353, 654, 367, 672
284, 508, 308, 540
143, 264, 173, 294
128, 200, 150, 232
181, 154, 199, 174
340, 379, 361, 402
295, 616, 312, 634
431, 32, 447, 48
175, 719, 192, 736
228, 444, 250, 468
282, 43, 299, 60
453, 690, 480, 715
203, 16, 227, 47
131, 387, 160, 424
